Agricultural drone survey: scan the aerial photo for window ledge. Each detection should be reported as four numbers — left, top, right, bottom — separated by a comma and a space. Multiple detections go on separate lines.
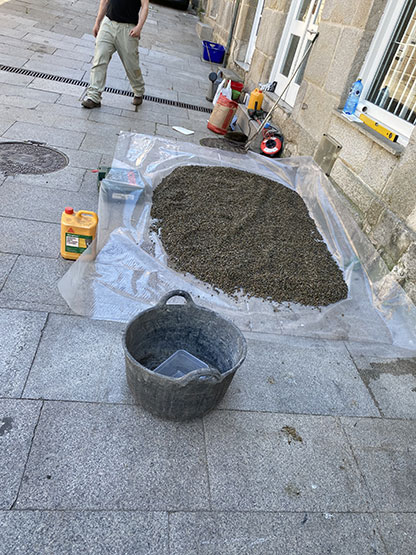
333, 109, 405, 157
263, 91, 292, 115
234, 60, 249, 73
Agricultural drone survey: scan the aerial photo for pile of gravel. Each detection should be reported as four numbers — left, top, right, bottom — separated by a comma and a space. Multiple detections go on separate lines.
151, 165, 348, 307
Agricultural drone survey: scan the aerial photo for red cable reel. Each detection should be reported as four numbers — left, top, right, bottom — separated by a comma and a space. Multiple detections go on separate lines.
260, 125, 284, 158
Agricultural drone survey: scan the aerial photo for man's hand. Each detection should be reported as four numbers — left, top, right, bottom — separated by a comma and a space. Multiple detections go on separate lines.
129, 25, 141, 38
93, 0, 109, 37
93, 21, 101, 37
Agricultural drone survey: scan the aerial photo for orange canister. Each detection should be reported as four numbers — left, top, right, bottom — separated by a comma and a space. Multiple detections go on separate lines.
60, 207, 98, 260
247, 88, 264, 111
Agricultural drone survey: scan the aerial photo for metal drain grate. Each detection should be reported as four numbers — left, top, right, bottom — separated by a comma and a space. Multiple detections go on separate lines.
0, 141, 69, 175
0, 64, 212, 113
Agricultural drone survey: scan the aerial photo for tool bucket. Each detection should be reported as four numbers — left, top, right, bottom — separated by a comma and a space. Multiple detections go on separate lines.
123, 290, 247, 421
202, 41, 225, 64
207, 94, 238, 135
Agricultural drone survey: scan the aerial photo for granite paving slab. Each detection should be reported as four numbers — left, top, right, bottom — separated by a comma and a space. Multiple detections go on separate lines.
3, 167, 87, 192
0, 42, 39, 62
0, 181, 97, 223
57, 94, 123, 116
346, 344, 416, 418
23, 314, 131, 403
0, 70, 34, 87
3, 121, 85, 149
79, 169, 100, 194
0, 253, 17, 290
0, 399, 42, 508
165, 115, 210, 136
0, 255, 72, 310
35, 101, 92, 122
169, 511, 386, 555
0, 119, 14, 136
1, 104, 123, 137
346, 340, 416, 361
89, 106, 169, 127
15, 401, 210, 511
0, 89, 50, 110
341, 417, 416, 511
219, 334, 379, 417
80, 130, 129, 155
28, 78, 84, 97
178, 91, 214, 109
367, 372, 416, 419
0, 308, 47, 397
28, 51, 88, 71
58, 147, 102, 171
0, 53, 29, 67
204, 411, 370, 512
0, 297, 72, 315
0, 511, 169, 555
357, 358, 416, 419
53, 47, 92, 63
120, 101, 188, 120
168, 113, 210, 128
0, 217, 60, 259
22, 60, 85, 81
375, 513, 416, 555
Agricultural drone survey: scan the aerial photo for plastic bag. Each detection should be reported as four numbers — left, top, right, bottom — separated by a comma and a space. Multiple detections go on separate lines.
222, 81, 232, 100
213, 79, 232, 105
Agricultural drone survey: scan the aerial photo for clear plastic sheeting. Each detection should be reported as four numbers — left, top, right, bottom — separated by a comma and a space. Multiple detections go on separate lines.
58, 132, 416, 352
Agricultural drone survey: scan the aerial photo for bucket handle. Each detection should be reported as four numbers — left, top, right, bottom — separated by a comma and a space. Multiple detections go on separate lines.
180, 367, 223, 385
157, 290, 196, 308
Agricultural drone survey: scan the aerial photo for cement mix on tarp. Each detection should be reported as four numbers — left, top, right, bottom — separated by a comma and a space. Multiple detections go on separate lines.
58, 133, 416, 352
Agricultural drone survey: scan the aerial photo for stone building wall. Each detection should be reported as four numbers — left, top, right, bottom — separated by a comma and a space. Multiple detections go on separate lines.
202, 0, 416, 302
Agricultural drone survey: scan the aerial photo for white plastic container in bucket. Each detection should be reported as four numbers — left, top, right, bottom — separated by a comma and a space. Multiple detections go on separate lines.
123, 290, 247, 420
154, 349, 209, 378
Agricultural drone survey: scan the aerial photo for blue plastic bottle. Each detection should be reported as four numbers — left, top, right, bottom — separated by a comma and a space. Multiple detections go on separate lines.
343, 78, 363, 115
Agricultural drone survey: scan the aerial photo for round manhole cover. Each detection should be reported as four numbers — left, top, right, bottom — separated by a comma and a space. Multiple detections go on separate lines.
0, 142, 69, 176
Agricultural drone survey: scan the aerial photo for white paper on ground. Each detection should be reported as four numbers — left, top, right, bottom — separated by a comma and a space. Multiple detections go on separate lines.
172, 126, 194, 135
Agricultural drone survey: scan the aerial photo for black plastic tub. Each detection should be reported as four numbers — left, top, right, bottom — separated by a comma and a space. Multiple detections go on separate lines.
123, 290, 247, 420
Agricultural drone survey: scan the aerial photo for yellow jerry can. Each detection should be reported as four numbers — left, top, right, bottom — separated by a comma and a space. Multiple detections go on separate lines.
247, 88, 264, 111
60, 207, 98, 260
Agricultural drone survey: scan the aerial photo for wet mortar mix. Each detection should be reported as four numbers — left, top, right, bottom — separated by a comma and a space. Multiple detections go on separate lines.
151, 166, 348, 307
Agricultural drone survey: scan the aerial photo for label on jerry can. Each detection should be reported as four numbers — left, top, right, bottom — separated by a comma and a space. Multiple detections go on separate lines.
65, 232, 93, 254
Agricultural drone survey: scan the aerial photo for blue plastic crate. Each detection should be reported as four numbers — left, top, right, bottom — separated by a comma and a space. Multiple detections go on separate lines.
202, 41, 225, 64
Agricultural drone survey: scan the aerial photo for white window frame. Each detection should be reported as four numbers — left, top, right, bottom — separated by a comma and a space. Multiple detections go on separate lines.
270, 0, 324, 107
358, 0, 416, 146
245, 0, 265, 65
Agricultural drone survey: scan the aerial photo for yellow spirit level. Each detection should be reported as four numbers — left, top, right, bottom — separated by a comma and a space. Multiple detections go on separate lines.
359, 113, 398, 142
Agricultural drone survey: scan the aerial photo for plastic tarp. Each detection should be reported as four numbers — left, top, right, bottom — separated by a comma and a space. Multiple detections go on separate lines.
58, 132, 416, 352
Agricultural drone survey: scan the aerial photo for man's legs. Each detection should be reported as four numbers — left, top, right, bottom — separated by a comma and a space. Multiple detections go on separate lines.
115, 23, 145, 102
84, 17, 116, 105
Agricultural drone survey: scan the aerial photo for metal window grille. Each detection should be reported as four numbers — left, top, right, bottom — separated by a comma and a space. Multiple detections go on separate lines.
367, 0, 416, 124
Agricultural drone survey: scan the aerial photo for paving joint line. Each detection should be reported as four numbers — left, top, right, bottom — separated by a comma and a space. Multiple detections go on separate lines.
2, 397, 415, 422
335, 413, 387, 550
344, 341, 384, 417
0, 252, 19, 294
201, 417, 213, 511
333, 416, 390, 554
20, 312, 50, 398
10, 400, 44, 510
1, 507, 413, 514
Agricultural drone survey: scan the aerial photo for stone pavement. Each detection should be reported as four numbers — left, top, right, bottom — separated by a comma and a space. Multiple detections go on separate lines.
0, 1, 415, 554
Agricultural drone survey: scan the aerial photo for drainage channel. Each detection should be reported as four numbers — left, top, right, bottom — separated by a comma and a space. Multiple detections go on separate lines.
0, 64, 212, 114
